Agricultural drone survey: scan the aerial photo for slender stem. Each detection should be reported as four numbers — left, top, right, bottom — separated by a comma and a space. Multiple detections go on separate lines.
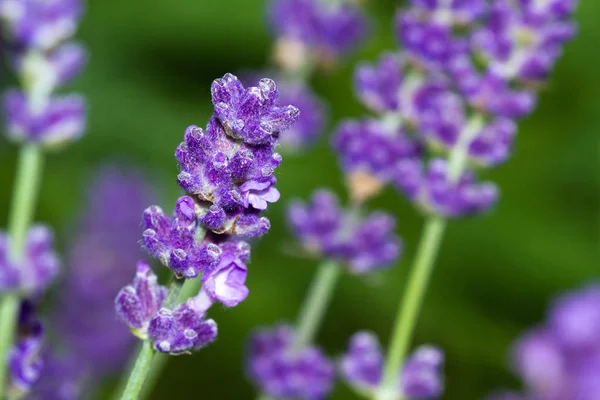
0, 145, 44, 397
119, 340, 155, 400
377, 217, 446, 399
118, 277, 185, 400
293, 259, 341, 351
375, 113, 485, 400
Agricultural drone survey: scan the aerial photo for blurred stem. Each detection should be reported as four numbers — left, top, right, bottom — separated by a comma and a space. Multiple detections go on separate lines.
377, 217, 446, 400
293, 259, 341, 351
376, 113, 484, 400
0, 144, 44, 397
119, 277, 185, 400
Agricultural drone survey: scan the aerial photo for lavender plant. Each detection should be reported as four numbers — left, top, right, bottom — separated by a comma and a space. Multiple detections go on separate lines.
331, 1, 578, 399
113, 73, 300, 399
0, 0, 87, 396
487, 285, 600, 400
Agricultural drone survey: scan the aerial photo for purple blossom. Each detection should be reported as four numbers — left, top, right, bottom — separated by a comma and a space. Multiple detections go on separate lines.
211, 73, 299, 145
488, 284, 600, 400
115, 261, 168, 338
288, 190, 402, 274
409, 0, 487, 26
3, 90, 86, 147
147, 302, 218, 355
332, 119, 421, 202
0, 0, 83, 51
268, 0, 368, 59
247, 324, 335, 400
354, 53, 404, 113
141, 197, 222, 278
340, 331, 444, 399
394, 158, 498, 217
7, 302, 45, 397
0, 225, 60, 295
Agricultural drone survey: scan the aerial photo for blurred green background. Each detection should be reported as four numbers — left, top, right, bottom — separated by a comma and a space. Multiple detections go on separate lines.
1, 0, 599, 399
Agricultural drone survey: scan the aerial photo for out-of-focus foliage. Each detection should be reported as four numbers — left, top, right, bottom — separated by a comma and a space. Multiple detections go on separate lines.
0, 0, 598, 398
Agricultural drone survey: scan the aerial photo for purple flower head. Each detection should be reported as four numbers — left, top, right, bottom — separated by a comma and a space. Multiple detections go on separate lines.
340, 331, 383, 392
268, 0, 368, 62
395, 158, 498, 217
55, 165, 155, 376
277, 82, 327, 151
354, 53, 404, 113
489, 284, 600, 400
0, 0, 83, 51
8, 305, 44, 397
396, 10, 467, 72
176, 109, 286, 237
332, 119, 422, 203
211, 73, 299, 145
247, 324, 335, 400
147, 302, 218, 355
115, 261, 168, 338
288, 190, 402, 274
47, 42, 88, 84
400, 345, 445, 399
340, 332, 444, 399
0, 225, 60, 295
3, 90, 87, 147
471, 0, 577, 83
191, 241, 251, 311
142, 197, 223, 278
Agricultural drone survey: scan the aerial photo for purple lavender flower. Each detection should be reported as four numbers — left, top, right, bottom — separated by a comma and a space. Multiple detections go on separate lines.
147, 303, 218, 355
247, 324, 335, 400
332, 119, 421, 202
354, 53, 404, 114
0, 0, 83, 51
115, 261, 168, 338
409, 0, 487, 26
0, 225, 60, 295
141, 197, 223, 278
7, 301, 45, 398
488, 284, 600, 400
268, 0, 368, 69
288, 190, 402, 273
177, 75, 299, 236
340, 331, 444, 399
394, 158, 498, 217
3, 90, 87, 147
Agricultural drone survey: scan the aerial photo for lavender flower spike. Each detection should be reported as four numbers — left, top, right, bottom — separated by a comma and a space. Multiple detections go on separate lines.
288, 189, 402, 274
0, 225, 60, 295
340, 331, 444, 399
115, 261, 167, 338
247, 324, 335, 400
489, 284, 600, 400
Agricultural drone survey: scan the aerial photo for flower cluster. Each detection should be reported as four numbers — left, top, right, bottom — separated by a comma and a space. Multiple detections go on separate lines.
0, 0, 87, 147
334, 0, 578, 217
488, 284, 600, 400
116, 74, 299, 355
247, 324, 336, 400
268, 0, 368, 71
340, 331, 444, 399
0, 226, 60, 295
288, 189, 402, 274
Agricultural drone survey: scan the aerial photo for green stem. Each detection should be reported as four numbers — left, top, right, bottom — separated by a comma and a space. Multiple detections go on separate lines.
375, 113, 485, 400
119, 277, 185, 400
377, 217, 447, 399
292, 260, 341, 351
0, 145, 44, 397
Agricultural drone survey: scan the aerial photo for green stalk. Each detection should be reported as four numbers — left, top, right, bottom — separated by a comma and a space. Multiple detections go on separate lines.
375, 113, 485, 400
0, 145, 44, 397
293, 260, 341, 351
119, 277, 184, 400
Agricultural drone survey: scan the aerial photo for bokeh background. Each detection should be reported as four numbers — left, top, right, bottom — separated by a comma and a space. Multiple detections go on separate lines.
1, 0, 598, 399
